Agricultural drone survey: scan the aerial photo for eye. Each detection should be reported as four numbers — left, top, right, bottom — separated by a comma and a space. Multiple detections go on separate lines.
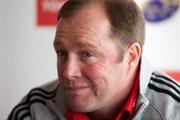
57, 49, 67, 58
81, 51, 94, 58
79, 50, 97, 64
82, 52, 93, 57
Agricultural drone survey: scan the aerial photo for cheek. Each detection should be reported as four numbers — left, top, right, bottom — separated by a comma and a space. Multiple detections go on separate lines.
83, 64, 103, 79
82, 64, 109, 94
57, 60, 66, 74
57, 63, 62, 75
57, 62, 65, 82
83, 62, 127, 86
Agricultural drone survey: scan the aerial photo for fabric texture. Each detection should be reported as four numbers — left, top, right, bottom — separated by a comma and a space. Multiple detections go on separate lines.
7, 57, 180, 120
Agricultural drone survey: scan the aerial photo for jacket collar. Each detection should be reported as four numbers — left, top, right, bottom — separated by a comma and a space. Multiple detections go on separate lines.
139, 54, 153, 95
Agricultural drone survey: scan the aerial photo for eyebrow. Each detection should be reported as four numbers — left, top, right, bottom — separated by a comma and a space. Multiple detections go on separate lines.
54, 38, 98, 49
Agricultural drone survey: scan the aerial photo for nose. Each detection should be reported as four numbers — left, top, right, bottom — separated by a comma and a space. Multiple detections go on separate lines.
62, 56, 82, 79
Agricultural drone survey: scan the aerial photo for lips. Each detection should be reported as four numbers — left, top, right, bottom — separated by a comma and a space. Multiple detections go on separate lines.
64, 86, 90, 95
64, 86, 90, 91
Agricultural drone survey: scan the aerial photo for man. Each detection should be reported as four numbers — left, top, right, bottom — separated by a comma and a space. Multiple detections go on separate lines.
8, 0, 180, 120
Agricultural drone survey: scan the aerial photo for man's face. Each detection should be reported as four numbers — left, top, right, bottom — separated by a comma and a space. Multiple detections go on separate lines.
54, 5, 130, 113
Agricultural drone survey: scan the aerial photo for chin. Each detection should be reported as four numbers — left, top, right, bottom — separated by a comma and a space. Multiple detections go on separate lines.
68, 101, 94, 113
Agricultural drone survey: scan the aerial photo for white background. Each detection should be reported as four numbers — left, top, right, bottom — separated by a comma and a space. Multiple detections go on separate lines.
0, 0, 180, 119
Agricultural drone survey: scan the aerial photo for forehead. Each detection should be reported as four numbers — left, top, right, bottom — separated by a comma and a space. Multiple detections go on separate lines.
58, 2, 108, 26
55, 3, 112, 46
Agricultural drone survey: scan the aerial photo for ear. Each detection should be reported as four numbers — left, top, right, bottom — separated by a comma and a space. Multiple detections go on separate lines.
126, 43, 141, 67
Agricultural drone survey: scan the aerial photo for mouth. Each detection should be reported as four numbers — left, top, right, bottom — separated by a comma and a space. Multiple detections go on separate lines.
64, 86, 90, 94
65, 86, 89, 90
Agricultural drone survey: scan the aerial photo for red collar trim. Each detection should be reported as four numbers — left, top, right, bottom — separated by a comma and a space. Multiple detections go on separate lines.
65, 68, 140, 120
66, 109, 91, 120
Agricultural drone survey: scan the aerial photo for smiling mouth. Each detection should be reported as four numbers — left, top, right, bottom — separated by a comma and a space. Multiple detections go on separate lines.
65, 86, 90, 91
65, 86, 89, 94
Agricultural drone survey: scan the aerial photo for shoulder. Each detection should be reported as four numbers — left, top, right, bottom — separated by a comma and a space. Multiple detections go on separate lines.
148, 71, 180, 102
8, 80, 60, 120
146, 71, 180, 119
